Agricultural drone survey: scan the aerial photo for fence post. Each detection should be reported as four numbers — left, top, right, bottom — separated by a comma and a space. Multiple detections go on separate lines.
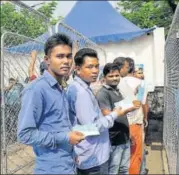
1, 33, 7, 174
176, 89, 179, 174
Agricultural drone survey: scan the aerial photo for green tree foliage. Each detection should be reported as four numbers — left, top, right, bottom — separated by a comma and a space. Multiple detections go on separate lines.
117, 0, 177, 35
1, 1, 63, 39
37, 0, 63, 25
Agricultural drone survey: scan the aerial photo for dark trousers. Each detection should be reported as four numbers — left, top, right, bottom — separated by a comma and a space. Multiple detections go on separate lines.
77, 161, 108, 175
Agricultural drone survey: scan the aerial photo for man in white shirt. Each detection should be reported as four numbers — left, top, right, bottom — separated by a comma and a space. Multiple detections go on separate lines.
113, 57, 147, 174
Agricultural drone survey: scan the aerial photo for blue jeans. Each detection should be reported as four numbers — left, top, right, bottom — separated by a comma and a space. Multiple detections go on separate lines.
77, 161, 108, 175
108, 141, 130, 174
140, 149, 147, 174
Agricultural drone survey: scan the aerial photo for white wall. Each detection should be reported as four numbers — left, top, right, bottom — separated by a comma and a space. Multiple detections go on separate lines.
99, 27, 165, 92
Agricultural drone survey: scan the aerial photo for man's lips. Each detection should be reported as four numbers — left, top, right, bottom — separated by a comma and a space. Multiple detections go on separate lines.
60, 67, 70, 71
91, 75, 98, 79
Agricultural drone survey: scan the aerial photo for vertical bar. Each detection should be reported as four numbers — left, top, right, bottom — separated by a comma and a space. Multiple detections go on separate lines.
176, 5, 179, 174
177, 143, 179, 174
55, 20, 62, 34
1, 33, 7, 174
47, 18, 53, 36
176, 89, 179, 174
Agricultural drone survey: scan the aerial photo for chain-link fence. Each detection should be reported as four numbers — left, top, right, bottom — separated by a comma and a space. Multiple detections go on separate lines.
1, 1, 51, 40
1, 2, 107, 174
1, 32, 45, 174
1, 2, 50, 174
163, 3, 179, 174
55, 22, 107, 66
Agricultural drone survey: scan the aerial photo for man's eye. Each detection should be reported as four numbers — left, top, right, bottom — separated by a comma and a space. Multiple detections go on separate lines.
67, 54, 72, 59
57, 54, 64, 58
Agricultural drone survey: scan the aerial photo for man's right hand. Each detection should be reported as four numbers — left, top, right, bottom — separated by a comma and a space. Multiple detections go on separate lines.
132, 100, 141, 108
69, 131, 85, 145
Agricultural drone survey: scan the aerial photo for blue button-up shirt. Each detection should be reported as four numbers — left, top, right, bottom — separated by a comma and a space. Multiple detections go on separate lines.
18, 71, 75, 174
67, 76, 118, 170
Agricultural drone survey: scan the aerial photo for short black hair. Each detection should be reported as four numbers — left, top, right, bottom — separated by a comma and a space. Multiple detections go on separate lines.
113, 57, 127, 69
44, 33, 72, 56
113, 57, 128, 70
103, 63, 119, 77
125, 57, 135, 73
74, 48, 98, 66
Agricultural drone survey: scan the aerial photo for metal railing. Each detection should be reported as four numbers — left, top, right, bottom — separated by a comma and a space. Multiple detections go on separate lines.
163, 4, 179, 174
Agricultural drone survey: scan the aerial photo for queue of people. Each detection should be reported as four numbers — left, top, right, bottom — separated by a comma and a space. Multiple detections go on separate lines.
17, 33, 149, 174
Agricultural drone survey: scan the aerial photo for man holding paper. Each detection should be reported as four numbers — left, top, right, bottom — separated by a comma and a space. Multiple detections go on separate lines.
18, 34, 85, 174
67, 48, 140, 175
96, 63, 140, 174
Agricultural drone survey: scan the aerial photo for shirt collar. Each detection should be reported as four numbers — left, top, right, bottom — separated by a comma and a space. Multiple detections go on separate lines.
43, 70, 58, 87
103, 84, 119, 91
74, 76, 90, 90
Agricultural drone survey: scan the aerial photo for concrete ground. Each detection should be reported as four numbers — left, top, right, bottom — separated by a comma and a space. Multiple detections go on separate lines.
146, 143, 168, 174
6, 142, 169, 175
3, 119, 168, 174
145, 119, 169, 174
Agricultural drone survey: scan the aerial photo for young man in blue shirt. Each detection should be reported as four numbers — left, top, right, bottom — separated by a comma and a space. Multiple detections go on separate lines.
67, 48, 140, 174
18, 33, 85, 174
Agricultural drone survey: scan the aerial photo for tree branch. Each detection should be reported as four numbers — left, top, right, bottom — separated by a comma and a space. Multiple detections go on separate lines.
167, 0, 177, 13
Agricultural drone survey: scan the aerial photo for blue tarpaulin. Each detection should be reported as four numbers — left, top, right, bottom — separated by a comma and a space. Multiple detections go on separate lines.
63, 1, 155, 44
7, 1, 155, 53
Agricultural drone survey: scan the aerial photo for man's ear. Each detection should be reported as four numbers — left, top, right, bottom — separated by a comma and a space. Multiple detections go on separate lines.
44, 55, 50, 65
76, 66, 81, 75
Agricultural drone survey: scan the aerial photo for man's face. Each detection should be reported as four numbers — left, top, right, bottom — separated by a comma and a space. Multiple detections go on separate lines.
46, 45, 73, 77
77, 56, 99, 83
120, 61, 129, 77
134, 70, 144, 79
105, 70, 120, 87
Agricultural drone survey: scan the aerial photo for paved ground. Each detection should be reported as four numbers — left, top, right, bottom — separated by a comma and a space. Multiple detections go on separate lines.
6, 143, 168, 175
3, 119, 168, 174
146, 143, 166, 174
145, 119, 169, 174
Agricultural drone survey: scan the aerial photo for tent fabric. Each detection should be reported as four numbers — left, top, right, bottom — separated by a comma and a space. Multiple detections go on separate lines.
63, 1, 155, 44
7, 1, 155, 53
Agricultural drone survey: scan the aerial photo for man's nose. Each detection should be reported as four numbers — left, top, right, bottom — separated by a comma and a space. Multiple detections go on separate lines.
63, 57, 69, 64
92, 67, 99, 73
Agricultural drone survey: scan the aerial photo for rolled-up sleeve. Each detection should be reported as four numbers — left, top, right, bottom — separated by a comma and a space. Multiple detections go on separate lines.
17, 88, 69, 149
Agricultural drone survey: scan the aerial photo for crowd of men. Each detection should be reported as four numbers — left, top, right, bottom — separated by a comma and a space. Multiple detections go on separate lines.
17, 33, 149, 174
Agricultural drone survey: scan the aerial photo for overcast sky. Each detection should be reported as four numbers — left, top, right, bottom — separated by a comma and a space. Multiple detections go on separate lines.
23, 1, 117, 18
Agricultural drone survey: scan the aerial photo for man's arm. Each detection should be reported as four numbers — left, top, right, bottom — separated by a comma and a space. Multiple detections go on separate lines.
96, 90, 139, 116
18, 88, 70, 149
142, 84, 149, 127
142, 102, 149, 127
29, 50, 37, 80
67, 86, 129, 133
68, 41, 79, 78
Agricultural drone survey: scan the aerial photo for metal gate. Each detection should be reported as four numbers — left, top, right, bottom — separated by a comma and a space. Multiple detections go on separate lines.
163, 3, 179, 174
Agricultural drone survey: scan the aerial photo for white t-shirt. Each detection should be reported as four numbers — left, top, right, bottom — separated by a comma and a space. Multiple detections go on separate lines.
118, 77, 146, 125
